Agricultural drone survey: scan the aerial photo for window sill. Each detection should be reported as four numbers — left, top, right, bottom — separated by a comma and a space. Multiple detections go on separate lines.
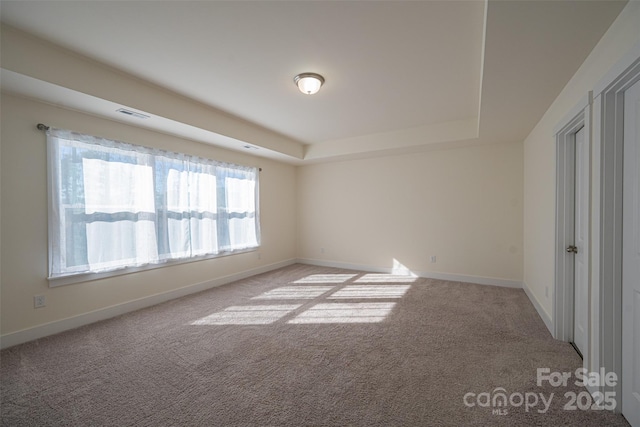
47, 248, 259, 287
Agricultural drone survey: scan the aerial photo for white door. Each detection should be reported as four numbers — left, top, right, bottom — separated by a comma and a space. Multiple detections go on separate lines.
623, 78, 640, 427
573, 126, 588, 357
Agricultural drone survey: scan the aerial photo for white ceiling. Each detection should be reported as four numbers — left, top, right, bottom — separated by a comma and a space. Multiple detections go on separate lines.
0, 0, 627, 163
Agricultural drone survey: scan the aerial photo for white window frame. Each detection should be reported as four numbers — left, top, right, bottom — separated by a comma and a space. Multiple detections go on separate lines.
46, 128, 260, 287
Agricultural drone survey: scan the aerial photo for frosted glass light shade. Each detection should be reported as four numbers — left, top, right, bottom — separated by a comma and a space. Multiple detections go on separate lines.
294, 73, 324, 95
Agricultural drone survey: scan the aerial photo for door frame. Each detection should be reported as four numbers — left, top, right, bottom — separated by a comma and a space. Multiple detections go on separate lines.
554, 42, 640, 410
591, 44, 640, 407
553, 92, 592, 388
554, 95, 591, 356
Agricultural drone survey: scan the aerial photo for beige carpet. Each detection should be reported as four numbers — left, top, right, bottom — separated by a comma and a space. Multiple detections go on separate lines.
0, 264, 630, 426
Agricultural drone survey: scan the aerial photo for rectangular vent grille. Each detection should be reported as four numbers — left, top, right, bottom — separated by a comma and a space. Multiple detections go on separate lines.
116, 108, 150, 119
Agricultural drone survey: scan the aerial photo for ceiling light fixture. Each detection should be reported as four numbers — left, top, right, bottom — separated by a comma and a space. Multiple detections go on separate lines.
294, 72, 325, 95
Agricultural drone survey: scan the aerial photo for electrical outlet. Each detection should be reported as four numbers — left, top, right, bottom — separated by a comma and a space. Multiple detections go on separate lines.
320, 248, 325, 254
34, 295, 46, 308
430, 256, 437, 263
257, 252, 261, 260
545, 286, 549, 298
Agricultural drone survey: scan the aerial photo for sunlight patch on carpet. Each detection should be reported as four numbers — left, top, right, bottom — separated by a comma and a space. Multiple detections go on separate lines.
288, 302, 396, 324
355, 274, 417, 283
293, 274, 357, 284
191, 304, 302, 325
252, 286, 334, 300
327, 285, 410, 299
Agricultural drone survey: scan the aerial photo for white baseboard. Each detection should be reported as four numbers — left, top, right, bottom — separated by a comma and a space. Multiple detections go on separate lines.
296, 258, 523, 288
0, 259, 296, 349
522, 281, 554, 335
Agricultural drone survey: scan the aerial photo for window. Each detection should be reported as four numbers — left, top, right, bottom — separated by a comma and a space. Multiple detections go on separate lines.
47, 128, 260, 278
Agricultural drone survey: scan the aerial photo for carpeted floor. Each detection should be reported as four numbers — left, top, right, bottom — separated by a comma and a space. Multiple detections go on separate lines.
0, 264, 630, 426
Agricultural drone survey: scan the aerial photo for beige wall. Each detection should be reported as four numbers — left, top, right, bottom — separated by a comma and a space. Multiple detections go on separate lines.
523, 1, 640, 320
297, 141, 524, 283
0, 24, 304, 160
0, 94, 297, 336
4, 1, 638, 345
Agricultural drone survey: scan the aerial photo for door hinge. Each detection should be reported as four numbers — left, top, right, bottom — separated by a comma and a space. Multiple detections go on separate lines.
566, 245, 578, 254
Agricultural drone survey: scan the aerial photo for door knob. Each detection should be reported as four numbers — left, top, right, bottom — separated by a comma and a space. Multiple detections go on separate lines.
566, 245, 578, 253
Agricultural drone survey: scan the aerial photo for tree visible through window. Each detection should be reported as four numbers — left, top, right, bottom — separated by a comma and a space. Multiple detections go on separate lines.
47, 128, 260, 278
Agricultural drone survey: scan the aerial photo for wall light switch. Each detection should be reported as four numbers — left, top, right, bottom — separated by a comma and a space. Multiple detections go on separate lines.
430, 256, 437, 263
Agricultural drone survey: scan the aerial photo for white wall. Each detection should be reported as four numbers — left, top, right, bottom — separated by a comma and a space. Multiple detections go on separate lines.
5, 1, 638, 348
523, 1, 640, 322
0, 24, 304, 160
297, 141, 523, 284
0, 94, 297, 339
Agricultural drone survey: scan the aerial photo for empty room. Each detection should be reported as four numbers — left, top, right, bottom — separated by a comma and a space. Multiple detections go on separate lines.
1, 1, 640, 426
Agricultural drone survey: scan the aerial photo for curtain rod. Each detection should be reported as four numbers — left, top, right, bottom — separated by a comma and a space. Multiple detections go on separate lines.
36, 123, 262, 171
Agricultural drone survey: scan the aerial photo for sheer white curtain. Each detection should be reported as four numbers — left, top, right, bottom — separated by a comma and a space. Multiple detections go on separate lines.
47, 128, 260, 278
82, 155, 159, 270
185, 161, 219, 256
221, 167, 259, 250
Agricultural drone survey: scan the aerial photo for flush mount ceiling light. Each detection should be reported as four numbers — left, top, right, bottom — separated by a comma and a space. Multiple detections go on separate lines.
294, 72, 325, 95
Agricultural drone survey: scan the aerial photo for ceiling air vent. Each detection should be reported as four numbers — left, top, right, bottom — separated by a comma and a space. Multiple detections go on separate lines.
116, 108, 150, 119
